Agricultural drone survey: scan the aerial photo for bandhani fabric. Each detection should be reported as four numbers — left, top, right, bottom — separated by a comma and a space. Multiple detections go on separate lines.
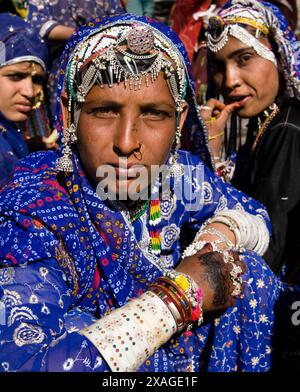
0, 114, 29, 189
0, 13, 291, 372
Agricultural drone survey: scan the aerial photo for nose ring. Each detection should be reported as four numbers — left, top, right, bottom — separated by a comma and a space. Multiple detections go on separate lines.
133, 143, 142, 160
233, 79, 240, 88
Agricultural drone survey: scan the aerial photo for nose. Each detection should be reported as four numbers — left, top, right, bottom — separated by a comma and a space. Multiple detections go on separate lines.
20, 76, 35, 99
224, 64, 241, 90
113, 116, 140, 157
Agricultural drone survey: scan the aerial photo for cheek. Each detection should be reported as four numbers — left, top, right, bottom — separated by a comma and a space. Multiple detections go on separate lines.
252, 62, 279, 99
0, 81, 13, 108
76, 121, 107, 175
143, 122, 175, 164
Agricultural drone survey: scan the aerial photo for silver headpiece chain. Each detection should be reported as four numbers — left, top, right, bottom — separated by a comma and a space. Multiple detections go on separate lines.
57, 21, 187, 174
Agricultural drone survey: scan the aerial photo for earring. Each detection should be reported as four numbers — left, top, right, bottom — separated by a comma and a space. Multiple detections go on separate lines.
31, 62, 37, 77
169, 122, 184, 178
57, 123, 77, 173
32, 89, 44, 110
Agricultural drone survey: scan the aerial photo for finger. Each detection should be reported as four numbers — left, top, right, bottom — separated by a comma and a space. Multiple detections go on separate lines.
230, 251, 246, 275
214, 102, 239, 125
199, 99, 225, 120
194, 243, 214, 258
212, 109, 221, 117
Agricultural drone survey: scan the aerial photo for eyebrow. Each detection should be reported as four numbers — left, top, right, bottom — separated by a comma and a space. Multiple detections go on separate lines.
2, 69, 44, 77
84, 99, 176, 110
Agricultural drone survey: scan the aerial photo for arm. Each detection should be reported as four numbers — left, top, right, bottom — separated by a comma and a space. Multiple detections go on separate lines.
27, 2, 74, 42
0, 215, 242, 372
47, 25, 76, 42
184, 152, 270, 253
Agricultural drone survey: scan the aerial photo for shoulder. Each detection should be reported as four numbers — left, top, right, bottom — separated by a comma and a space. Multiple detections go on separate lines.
177, 149, 208, 167
272, 99, 300, 133
0, 150, 67, 211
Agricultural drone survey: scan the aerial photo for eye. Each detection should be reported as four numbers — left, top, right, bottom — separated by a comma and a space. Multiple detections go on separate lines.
238, 52, 254, 65
87, 106, 118, 118
7, 73, 26, 81
142, 108, 173, 120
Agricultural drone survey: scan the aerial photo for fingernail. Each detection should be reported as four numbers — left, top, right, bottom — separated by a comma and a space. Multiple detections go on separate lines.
203, 243, 213, 251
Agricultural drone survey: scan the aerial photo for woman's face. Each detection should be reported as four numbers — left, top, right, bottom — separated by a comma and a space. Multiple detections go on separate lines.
71, 72, 187, 201
0, 61, 44, 122
211, 35, 280, 117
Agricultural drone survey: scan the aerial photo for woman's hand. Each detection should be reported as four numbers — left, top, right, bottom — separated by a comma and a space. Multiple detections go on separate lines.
200, 98, 240, 159
176, 246, 246, 313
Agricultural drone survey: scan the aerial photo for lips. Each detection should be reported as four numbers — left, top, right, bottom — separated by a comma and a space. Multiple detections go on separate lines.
111, 163, 146, 179
15, 102, 32, 113
226, 95, 252, 107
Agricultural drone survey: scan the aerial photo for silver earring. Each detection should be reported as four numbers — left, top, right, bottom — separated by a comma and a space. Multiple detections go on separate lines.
57, 123, 77, 173
169, 123, 184, 178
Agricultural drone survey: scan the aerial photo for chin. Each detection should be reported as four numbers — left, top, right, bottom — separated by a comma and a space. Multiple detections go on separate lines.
9, 111, 30, 123
237, 107, 261, 119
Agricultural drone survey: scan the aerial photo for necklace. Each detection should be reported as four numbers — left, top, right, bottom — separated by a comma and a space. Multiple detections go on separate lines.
129, 199, 150, 222
252, 103, 280, 152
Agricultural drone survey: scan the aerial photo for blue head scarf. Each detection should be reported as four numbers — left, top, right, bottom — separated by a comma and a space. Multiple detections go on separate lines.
55, 13, 213, 170
0, 13, 48, 71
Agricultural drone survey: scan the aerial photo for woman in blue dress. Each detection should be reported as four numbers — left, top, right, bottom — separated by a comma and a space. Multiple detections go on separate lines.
0, 13, 291, 372
0, 13, 48, 188
26, 0, 126, 123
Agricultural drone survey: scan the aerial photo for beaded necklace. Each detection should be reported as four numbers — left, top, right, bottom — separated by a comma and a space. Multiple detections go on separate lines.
149, 198, 161, 256
129, 199, 150, 222
116, 196, 162, 257
129, 198, 162, 257
252, 103, 280, 152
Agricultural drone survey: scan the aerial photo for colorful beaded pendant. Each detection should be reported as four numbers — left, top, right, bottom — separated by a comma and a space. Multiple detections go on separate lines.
149, 198, 161, 256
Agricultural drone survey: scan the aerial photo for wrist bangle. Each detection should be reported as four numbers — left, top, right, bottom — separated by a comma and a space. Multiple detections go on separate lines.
208, 131, 224, 141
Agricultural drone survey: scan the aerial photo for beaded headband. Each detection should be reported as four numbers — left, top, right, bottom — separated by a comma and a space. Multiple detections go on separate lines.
64, 21, 187, 127
57, 20, 188, 173
206, 0, 277, 66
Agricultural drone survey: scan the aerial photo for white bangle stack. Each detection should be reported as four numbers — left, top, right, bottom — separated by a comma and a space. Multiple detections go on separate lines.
182, 209, 269, 258
79, 291, 177, 372
207, 209, 269, 255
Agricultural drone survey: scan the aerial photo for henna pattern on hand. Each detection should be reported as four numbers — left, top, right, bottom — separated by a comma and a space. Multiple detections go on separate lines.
197, 251, 232, 307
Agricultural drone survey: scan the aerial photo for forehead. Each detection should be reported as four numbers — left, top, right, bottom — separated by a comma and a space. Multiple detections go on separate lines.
213, 36, 253, 59
84, 71, 174, 104
0, 61, 44, 74
213, 34, 271, 60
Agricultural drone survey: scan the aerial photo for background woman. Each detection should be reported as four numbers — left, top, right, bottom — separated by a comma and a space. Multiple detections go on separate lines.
203, 0, 300, 282
26, 0, 126, 124
0, 13, 48, 188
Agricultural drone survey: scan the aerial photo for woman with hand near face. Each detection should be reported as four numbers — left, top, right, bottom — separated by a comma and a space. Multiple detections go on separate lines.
0, 13, 48, 188
202, 0, 300, 282
0, 14, 285, 372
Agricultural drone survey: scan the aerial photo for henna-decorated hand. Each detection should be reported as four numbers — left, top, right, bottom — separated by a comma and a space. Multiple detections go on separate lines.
176, 245, 246, 313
